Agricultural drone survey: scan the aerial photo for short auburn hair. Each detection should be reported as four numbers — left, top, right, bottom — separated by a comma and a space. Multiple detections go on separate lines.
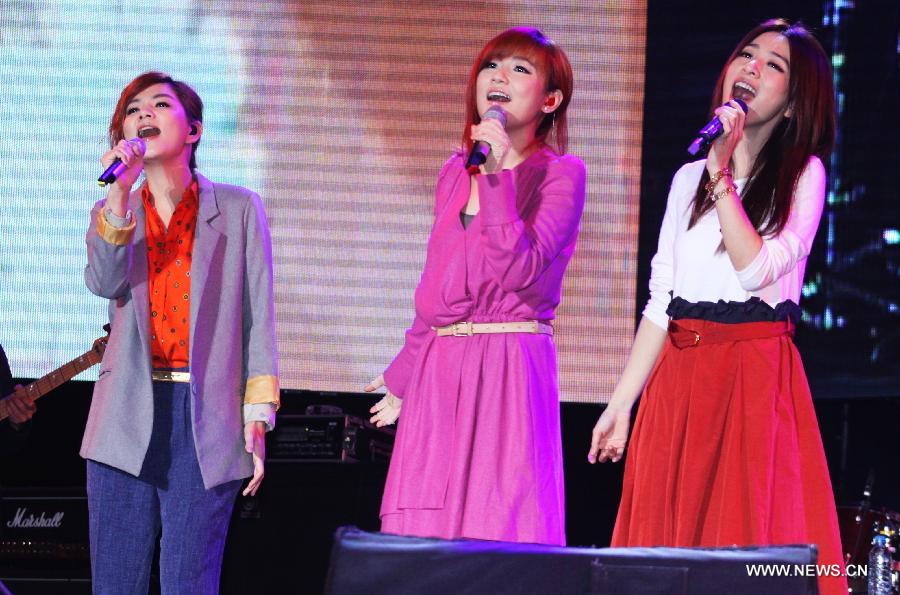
108, 71, 203, 171
462, 27, 574, 154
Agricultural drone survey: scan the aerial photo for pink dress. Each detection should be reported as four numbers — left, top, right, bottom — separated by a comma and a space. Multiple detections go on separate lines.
379, 148, 586, 545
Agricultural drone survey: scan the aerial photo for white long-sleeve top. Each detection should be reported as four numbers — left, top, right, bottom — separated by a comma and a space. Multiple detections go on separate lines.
643, 157, 826, 330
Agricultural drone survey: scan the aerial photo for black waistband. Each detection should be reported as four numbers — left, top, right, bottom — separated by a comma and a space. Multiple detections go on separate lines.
666, 296, 800, 324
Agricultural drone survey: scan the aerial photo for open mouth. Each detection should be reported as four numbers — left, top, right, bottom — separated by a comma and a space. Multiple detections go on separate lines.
487, 91, 511, 102
731, 82, 756, 103
137, 127, 161, 139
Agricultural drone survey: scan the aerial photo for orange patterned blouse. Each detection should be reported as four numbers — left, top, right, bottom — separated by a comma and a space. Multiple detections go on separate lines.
143, 180, 199, 369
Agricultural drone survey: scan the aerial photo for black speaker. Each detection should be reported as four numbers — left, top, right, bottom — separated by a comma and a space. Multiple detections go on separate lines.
324, 527, 818, 595
0, 487, 91, 594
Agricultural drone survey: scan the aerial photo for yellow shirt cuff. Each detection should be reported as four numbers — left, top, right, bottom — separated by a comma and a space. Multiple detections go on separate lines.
96, 210, 136, 246
244, 375, 280, 410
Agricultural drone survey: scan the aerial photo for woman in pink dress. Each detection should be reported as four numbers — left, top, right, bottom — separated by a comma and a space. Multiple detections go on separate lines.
364, 27, 585, 545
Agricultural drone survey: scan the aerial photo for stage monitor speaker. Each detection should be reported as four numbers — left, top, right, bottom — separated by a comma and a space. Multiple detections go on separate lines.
324, 527, 818, 595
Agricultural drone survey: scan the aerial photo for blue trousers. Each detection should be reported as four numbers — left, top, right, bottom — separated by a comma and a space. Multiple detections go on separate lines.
86, 379, 241, 595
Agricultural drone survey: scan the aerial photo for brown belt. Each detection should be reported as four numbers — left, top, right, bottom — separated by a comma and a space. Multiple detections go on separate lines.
151, 371, 191, 383
433, 321, 553, 337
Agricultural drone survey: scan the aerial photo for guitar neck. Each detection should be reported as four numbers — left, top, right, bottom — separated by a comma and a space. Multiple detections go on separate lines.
0, 347, 103, 421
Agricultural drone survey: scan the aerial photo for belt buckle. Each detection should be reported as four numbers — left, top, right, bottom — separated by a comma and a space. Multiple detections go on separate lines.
453, 322, 474, 336
152, 371, 190, 382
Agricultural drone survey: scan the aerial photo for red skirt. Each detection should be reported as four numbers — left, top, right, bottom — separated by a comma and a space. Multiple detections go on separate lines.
612, 319, 847, 595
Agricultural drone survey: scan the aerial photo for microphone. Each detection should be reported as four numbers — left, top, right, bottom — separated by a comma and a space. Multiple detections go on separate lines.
97, 136, 147, 187
686, 98, 748, 156
465, 106, 508, 169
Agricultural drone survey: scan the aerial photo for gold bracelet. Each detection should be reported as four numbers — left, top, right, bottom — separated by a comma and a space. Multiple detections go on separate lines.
705, 168, 732, 191
705, 168, 733, 200
710, 184, 737, 203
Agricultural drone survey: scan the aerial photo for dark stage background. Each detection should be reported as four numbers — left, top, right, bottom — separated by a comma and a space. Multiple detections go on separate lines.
2, 0, 898, 593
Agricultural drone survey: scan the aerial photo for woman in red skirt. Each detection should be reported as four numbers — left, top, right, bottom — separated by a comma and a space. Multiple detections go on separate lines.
588, 19, 846, 594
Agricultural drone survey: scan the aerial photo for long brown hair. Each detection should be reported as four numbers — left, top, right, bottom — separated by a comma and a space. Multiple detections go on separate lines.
108, 71, 204, 171
462, 27, 574, 154
689, 19, 835, 236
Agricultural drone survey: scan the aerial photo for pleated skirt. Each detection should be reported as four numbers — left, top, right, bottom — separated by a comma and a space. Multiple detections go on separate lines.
612, 319, 847, 595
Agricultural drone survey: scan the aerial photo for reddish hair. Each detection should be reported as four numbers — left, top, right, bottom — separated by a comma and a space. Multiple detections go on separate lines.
462, 27, 574, 154
689, 19, 835, 237
108, 71, 204, 171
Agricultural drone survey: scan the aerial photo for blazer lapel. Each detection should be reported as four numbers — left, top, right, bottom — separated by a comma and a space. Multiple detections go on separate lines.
128, 189, 151, 352
189, 173, 224, 356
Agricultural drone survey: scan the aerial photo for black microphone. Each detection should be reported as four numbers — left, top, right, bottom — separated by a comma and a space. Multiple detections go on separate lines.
465, 106, 508, 169
97, 136, 147, 187
687, 98, 748, 156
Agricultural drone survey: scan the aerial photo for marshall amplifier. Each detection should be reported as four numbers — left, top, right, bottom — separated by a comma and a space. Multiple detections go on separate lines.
0, 487, 89, 561
0, 487, 91, 591
267, 408, 395, 463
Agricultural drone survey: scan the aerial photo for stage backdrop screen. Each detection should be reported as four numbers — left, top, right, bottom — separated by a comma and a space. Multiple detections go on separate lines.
0, 1, 646, 403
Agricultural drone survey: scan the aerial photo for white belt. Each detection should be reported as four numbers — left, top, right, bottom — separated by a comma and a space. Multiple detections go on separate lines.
433, 321, 553, 337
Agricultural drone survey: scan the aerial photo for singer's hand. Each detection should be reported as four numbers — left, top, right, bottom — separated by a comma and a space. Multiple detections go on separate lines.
242, 421, 266, 496
706, 99, 746, 176
470, 119, 511, 174
364, 375, 402, 427
587, 402, 631, 464
100, 139, 145, 214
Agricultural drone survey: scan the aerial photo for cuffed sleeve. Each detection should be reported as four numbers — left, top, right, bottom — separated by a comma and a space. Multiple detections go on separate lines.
734, 157, 826, 291
244, 374, 280, 409
241, 192, 280, 411
477, 155, 586, 292
243, 402, 277, 431
103, 208, 134, 229
96, 208, 136, 244
84, 199, 136, 299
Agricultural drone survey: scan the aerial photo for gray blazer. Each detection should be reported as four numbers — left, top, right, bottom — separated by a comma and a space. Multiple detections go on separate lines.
81, 172, 278, 489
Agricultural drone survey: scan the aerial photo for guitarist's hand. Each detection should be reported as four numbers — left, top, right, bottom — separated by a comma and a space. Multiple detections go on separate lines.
6, 386, 35, 426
